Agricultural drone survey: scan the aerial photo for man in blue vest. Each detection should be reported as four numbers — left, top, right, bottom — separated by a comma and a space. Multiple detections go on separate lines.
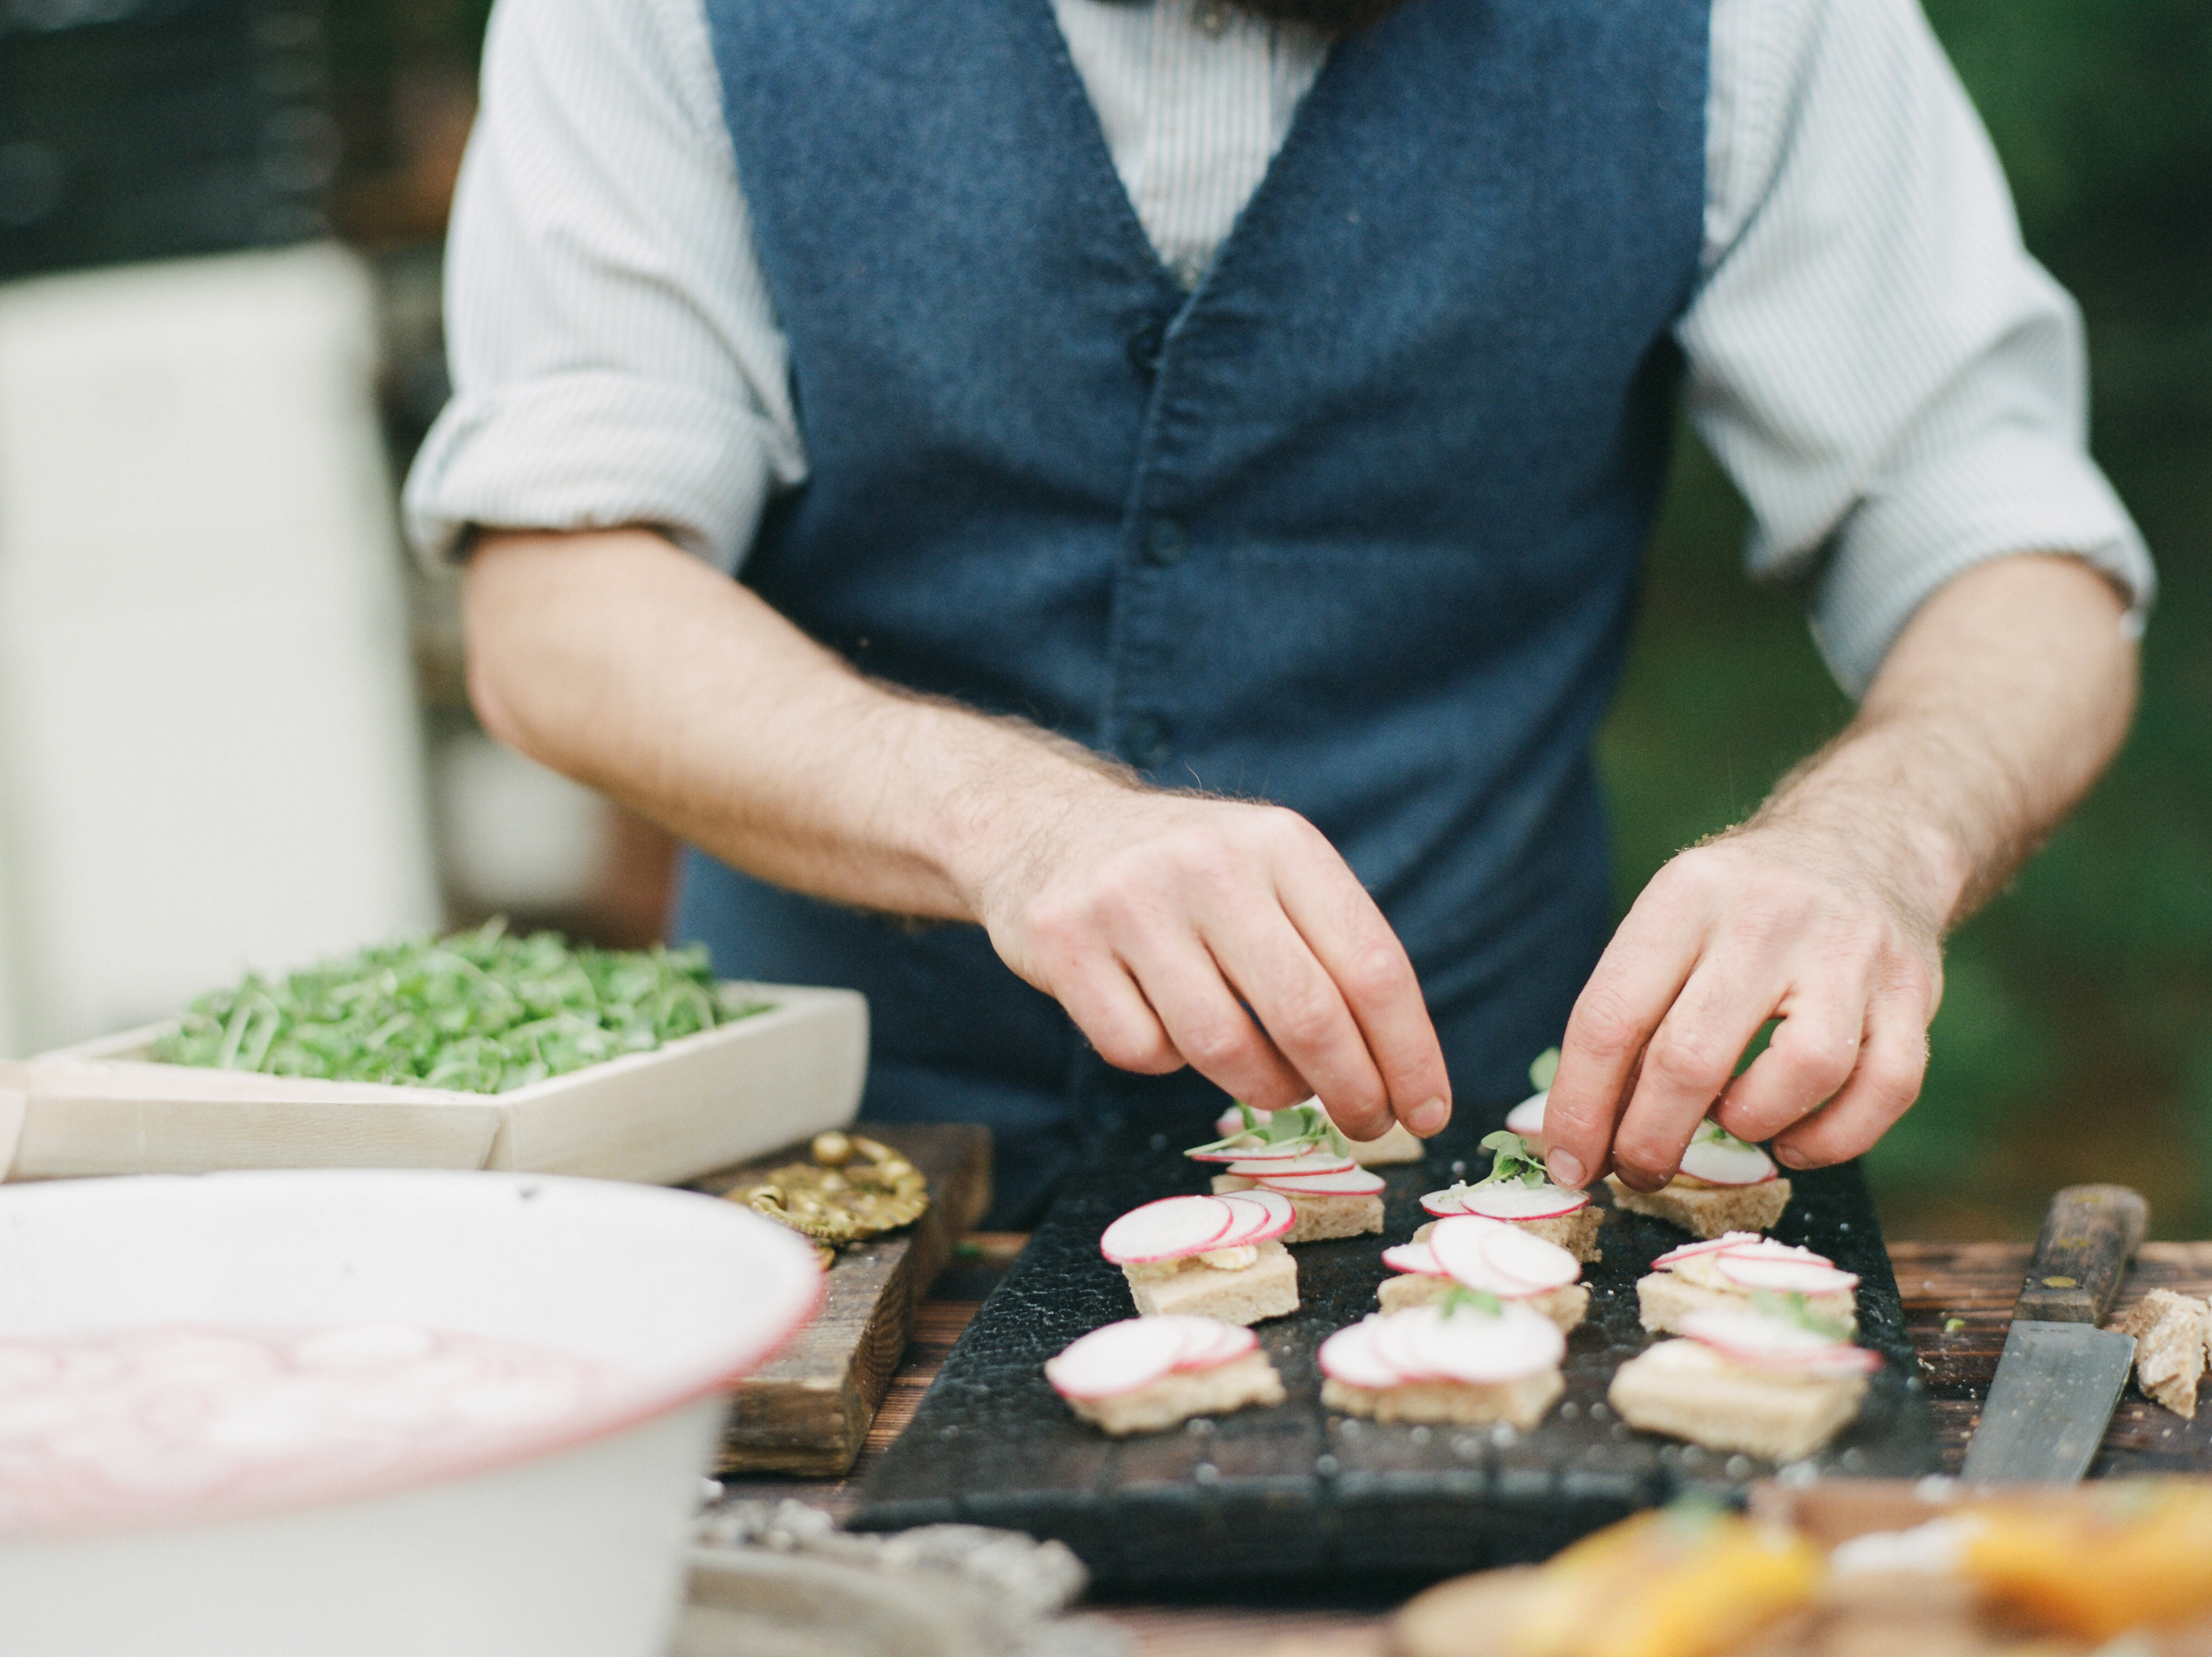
411, 0, 2150, 1224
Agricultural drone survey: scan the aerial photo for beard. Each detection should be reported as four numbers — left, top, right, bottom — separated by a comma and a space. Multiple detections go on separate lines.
1225, 0, 1412, 28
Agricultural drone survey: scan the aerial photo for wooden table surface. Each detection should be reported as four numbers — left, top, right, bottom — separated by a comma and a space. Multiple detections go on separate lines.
720, 1238, 2212, 1657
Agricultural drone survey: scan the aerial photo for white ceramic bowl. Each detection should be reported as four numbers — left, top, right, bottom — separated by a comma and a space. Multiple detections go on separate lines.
0, 1170, 821, 1657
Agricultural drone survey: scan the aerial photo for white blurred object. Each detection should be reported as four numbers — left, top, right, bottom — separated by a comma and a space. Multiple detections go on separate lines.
0, 242, 438, 1055
438, 731, 610, 916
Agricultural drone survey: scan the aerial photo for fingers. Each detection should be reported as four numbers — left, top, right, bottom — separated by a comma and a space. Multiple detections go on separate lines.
1545, 888, 1704, 1188
1271, 827, 1451, 1138
1204, 901, 1397, 1141
1047, 956, 1185, 1078
1607, 951, 1780, 1190
1769, 993, 1931, 1168
1130, 930, 1312, 1112
1711, 990, 1866, 1146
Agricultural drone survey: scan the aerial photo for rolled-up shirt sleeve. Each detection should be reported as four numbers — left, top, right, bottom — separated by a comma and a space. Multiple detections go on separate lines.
402, 0, 805, 572
1685, 0, 2154, 697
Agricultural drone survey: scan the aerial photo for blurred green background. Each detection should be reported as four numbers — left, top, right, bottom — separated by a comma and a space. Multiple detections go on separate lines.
1605, 1, 2212, 1239
331, 0, 2210, 1238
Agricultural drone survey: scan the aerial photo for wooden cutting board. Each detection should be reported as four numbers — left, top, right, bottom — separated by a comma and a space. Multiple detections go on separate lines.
850, 1118, 1935, 1586
691, 1123, 991, 1477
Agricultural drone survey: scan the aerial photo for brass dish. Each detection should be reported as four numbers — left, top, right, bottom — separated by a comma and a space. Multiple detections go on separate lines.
733, 1132, 930, 1268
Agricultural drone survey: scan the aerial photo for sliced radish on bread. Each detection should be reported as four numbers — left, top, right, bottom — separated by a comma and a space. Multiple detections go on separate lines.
1678, 1308, 1881, 1377
1651, 1231, 1767, 1270
1212, 1190, 1295, 1248
1227, 1150, 1356, 1178
1317, 1318, 1402, 1391
1258, 1166, 1385, 1197
1428, 1215, 1579, 1296
1047, 1316, 1256, 1399
1455, 1182, 1589, 1222
1678, 1136, 1778, 1186
1381, 1242, 1448, 1277
1420, 1187, 1472, 1218
1099, 1195, 1235, 1264
1714, 1254, 1859, 1296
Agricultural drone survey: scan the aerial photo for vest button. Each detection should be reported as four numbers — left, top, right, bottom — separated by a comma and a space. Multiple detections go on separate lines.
1142, 518, 1187, 566
1124, 714, 1171, 771
1125, 321, 1166, 374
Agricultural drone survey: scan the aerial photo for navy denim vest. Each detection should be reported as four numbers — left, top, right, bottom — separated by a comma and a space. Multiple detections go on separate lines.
681, 0, 1709, 1222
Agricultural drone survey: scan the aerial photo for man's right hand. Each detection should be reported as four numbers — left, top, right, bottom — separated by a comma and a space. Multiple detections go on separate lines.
967, 784, 1453, 1142
465, 526, 1451, 1143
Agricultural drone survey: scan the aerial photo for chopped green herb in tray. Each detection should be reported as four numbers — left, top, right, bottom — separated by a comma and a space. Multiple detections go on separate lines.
151, 918, 772, 1094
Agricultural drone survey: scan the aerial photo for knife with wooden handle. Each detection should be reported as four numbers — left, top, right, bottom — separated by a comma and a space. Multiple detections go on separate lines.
1960, 1183, 2147, 1484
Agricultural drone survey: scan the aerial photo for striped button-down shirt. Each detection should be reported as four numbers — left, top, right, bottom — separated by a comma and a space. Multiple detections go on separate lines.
405, 0, 2152, 694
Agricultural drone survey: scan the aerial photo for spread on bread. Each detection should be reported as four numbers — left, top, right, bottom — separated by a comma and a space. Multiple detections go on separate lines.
1045, 1315, 1286, 1436
1100, 1192, 1301, 1323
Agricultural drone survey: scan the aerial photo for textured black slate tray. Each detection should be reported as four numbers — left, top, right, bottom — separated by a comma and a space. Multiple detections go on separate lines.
850, 1116, 1936, 1586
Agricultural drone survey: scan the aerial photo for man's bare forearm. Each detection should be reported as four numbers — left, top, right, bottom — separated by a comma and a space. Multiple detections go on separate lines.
464, 527, 1123, 921
1545, 553, 2137, 1187
464, 527, 1455, 1136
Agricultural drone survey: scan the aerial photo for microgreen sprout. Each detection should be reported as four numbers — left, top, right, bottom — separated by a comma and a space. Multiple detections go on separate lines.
1747, 1290, 1854, 1345
1478, 1130, 1549, 1187
152, 917, 771, 1095
1185, 1101, 1350, 1160
1527, 1047, 1560, 1092
1694, 1118, 1761, 1154
1438, 1285, 1505, 1319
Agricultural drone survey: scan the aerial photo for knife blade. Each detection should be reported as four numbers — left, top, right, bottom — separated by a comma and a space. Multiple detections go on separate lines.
1960, 1183, 2147, 1484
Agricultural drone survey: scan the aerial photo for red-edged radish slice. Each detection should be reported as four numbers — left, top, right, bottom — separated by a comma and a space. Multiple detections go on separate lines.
1202, 1140, 1324, 1164
1403, 1302, 1565, 1384
1171, 1318, 1260, 1372
1226, 1150, 1356, 1178
1456, 1182, 1589, 1221
1381, 1242, 1448, 1277
1317, 1319, 1402, 1391
1425, 1214, 1509, 1286
1259, 1166, 1385, 1197
1185, 1144, 1263, 1164
1715, 1238, 1831, 1266
1419, 1187, 1471, 1218
1678, 1309, 1881, 1376
1044, 1318, 1191, 1400
1371, 1308, 1440, 1380
1477, 1224, 1582, 1293
1678, 1136, 1778, 1186
1214, 1106, 1251, 1138
1504, 1091, 1548, 1138
1218, 1190, 1295, 1246
1099, 1195, 1235, 1264
1652, 1231, 1766, 1270
1715, 1255, 1860, 1296
1204, 1195, 1270, 1250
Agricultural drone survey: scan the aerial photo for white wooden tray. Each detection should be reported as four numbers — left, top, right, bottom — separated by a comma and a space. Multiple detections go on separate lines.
0, 984, 866, 1186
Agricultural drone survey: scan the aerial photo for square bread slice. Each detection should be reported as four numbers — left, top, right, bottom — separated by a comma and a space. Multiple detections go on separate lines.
1345, 1120, 1426, 1166
1637, 1269, 1855, 1338
1604, 1174, 1790, 1239
1123, 1238, 1300, 1323
1210, 1175, 1384, 1242
1378, 1273, 1589, 1333
1608, 1338, 1866, 1462
2115, 1289, 2210, 1418
1321, 1366, 1563, 1430
1067, 1349, 1286, 1436
1411, 1206, 1603, 1263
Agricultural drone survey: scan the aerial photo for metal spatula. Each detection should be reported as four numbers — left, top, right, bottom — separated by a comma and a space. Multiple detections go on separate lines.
1960, 1183, 2147, 1484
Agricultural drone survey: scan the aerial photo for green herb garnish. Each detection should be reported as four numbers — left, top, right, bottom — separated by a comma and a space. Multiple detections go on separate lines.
1527, 1047, 1560, 1092
1747, 1289, 1854, 1344
151, 917, 771, 1094
1477, 1130, 1549, 1187
1694, 1118, 1761, 1154
1185, 1100, 1351, 1160
1437, 1285, 1505, 1319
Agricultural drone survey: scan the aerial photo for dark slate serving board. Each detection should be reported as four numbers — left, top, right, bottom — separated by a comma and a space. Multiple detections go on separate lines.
850, 1116, 1935, 1587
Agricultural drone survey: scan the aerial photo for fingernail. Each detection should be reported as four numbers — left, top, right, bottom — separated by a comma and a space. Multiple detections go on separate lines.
1548, 1150, 1586, 1189
1409, 1097, 1448, 1136
1773, 1145, 1807, 1169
